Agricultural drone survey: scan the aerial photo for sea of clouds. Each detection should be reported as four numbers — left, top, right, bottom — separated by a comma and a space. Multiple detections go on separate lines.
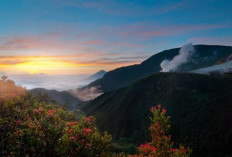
4, 73, 91, 91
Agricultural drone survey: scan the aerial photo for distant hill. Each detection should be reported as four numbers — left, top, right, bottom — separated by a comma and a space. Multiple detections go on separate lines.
85, 45, 232, 92
68, 70, 106, 101
82, 72, 232, 157
30, 88, 82, 110
0, 77, 26, 100
85, 70, 106, 82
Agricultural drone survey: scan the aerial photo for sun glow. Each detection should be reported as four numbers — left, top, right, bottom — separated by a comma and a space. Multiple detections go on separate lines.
0, 56, 85, 75
15, 60, 77, 74
0, 55, 139, 75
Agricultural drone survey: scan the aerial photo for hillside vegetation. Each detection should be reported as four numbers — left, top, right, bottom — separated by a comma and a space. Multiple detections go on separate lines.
83, 72, 232, 157
0, 78, 112, 156
0, 78, 190, 156
30, 88, 82, 110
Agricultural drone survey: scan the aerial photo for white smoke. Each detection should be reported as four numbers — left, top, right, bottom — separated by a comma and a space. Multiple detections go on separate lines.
69, 86, 102, 101
160, 43, 195, 72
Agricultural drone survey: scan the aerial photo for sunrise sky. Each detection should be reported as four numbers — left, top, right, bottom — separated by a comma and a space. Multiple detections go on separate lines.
0, 0, 232, 75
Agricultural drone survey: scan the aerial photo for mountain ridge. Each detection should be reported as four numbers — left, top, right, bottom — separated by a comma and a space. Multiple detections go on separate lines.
85, 45, 232, 93
30, 88, 82, 110
85, 70, 106, 82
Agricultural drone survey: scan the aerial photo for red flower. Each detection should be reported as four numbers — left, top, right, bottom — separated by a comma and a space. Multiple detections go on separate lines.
155, 122, 160, 128
151, 146, 156, 152
14, 130, 19, 136
86, 143, 91, 149
85, 116, 92, 124
138, 143, 156, 155
84, 128, 92, 135
75, 134, 79, 139
47, 109, 56, 116
68, 128, 73, 135
162, 108, 166, 114
70, 136, 75, 141
15, 120, 20, 126
171, 148, 178, 152
34, 107, 43, 114
150, 106, 156, 112
149, 126, 155, 131
181, 147, 187, 154
67, 121, 78, 127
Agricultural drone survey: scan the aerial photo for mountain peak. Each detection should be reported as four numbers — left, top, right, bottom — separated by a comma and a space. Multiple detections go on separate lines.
86, 70, 107, 81
96, 70, 106, 74
86, 45, 232, 92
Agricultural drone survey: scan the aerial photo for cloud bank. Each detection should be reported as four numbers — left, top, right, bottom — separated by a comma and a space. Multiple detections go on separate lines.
8, 74, 90, 91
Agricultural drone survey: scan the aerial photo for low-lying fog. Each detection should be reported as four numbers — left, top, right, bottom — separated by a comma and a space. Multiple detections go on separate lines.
6, 73, 91, 91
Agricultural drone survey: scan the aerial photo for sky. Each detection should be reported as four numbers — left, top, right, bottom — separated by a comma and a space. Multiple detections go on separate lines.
0, 0, 232, 75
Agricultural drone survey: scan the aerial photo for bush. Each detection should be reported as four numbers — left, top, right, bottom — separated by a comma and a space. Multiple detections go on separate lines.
130, 105, 191, 157
0, 94, 112, 156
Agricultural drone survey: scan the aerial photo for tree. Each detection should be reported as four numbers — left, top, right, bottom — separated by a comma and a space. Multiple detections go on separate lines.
130, 105, 191, 157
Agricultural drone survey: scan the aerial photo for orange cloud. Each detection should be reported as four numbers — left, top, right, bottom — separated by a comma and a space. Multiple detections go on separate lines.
0, 31, 149, 75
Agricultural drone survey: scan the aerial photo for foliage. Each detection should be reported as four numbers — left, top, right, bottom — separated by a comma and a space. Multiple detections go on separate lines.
0, 79, 191, 156
83, 72, 232, 157
57, 116, 112, 156
0, 94, 112, 156
130, 105, 191, 157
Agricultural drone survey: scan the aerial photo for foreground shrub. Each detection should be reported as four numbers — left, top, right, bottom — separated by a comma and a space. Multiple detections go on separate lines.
130, 105, 191, 157
57, 116, 112, 156
0, 94, 112, 156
